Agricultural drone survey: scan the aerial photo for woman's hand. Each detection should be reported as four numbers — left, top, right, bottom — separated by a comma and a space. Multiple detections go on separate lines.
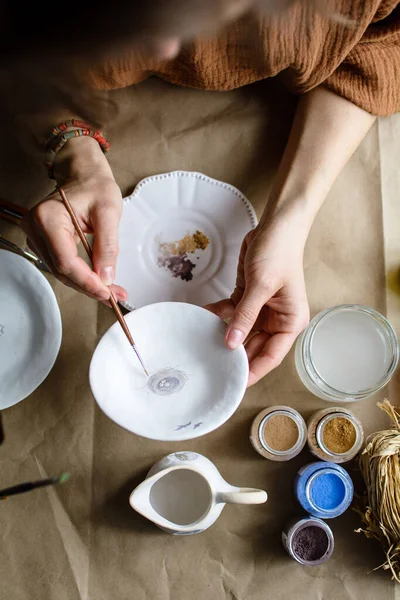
207, 87, 376, 387
206, 218, 310, 387
21, 136, 127, 304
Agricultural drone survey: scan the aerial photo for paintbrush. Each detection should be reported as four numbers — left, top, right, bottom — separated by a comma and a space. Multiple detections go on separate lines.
0, 472, 70, 500
0, 198, 27, 226
58, 187, 148, 376
0, 234, 50, 272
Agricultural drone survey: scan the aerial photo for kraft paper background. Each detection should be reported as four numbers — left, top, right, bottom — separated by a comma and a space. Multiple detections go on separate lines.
0, 78, 399, 599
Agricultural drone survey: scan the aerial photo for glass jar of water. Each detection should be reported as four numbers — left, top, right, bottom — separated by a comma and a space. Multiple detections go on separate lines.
295, 305, 399, 402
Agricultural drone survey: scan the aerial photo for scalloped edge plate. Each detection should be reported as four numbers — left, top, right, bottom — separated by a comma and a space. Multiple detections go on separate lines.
116, 171, 257, 310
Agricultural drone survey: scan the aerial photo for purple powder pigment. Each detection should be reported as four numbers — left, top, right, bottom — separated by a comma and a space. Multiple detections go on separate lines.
310, 473, 346, 511
156, 230, 209, 282
157, 254, 196, 281
292, 526, 329, 562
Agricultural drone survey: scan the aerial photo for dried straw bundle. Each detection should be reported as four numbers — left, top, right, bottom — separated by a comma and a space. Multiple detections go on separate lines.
356, 400, 400, 582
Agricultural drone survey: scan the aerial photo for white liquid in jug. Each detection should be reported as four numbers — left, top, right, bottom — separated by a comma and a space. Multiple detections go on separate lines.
150, 470, 211, 525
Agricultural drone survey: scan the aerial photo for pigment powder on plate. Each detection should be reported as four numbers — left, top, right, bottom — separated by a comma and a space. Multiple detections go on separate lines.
311, 472, 346, 510
292, 526, 329, 562
323, 417, 356, 454
157, 230, 210, 281
263, 414, 299, 451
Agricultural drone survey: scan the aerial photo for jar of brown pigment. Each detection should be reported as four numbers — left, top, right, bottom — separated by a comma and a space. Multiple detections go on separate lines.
250, 406, 307, 461
307, 407, 364, 463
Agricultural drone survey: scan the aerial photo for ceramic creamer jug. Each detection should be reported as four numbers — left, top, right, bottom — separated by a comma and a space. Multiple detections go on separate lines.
129, 452, 267, 535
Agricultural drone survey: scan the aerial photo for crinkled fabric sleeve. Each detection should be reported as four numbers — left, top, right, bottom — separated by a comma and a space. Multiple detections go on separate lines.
325, 3, 400, 116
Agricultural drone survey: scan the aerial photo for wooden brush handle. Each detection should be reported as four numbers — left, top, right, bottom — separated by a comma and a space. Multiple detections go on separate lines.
58, 187, 135, 348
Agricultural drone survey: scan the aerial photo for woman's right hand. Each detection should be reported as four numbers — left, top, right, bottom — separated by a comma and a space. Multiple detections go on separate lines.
21, 136, 127, 304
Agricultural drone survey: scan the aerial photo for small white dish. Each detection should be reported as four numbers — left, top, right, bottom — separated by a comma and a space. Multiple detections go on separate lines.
89, 302, 249, 441
0, 250, 62, 409
115, 171, 257, 309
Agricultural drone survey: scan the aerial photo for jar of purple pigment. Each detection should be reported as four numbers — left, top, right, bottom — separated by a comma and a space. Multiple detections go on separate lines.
282, 515, 334, 566
294, 461, 353, 519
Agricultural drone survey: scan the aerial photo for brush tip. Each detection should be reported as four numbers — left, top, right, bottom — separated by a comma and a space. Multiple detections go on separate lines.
57, 472, 70, 484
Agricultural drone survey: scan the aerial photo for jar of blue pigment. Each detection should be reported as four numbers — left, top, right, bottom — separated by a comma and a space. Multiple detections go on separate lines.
294, 462, 353, 519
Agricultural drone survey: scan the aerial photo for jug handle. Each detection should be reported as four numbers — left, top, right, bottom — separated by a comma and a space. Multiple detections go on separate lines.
217, 488, 267, 505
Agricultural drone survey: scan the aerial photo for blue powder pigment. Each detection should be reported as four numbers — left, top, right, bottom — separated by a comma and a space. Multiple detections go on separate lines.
310, 473, 346, 510
295, 462, 354, 518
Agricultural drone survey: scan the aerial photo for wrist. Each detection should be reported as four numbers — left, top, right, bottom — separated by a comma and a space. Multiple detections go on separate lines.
54, 135, 114, 185
259, 192, 315, 244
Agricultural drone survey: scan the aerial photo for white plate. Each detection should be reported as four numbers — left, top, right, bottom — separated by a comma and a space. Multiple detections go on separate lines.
116, 171, 257, 309
0, 250, 62, 409
89, 302, 248, 441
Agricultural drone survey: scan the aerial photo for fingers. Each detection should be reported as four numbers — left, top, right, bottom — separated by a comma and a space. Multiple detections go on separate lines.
22, 192, 129, 305
39, 210, 111, 301
204, 298, 235, 321
245, 331, 270, 364
245, 331, 297, 387
91, 197, 122, 286
110, 284, 128, 302
28, 229, 126, 304
22, 200, 112, 302
225, 283, 273, 350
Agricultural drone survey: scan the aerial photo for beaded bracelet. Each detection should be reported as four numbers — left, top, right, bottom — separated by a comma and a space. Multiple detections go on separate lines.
45, 120, 110, 180
44, 119, 108, 146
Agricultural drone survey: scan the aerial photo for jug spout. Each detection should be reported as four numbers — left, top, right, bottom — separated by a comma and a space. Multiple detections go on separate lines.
129, 466, 183, 528
129, 476, 156, 517
217, 487, 267, 505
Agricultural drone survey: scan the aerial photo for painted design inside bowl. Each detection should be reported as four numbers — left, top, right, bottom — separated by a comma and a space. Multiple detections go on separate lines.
148, 368, 188, 395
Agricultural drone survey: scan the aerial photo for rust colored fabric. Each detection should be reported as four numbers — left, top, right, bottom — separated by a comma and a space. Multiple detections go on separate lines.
86, 0, 400, 116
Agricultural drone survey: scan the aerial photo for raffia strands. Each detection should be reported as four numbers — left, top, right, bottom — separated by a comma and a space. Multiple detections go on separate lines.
356, 400, 400, 583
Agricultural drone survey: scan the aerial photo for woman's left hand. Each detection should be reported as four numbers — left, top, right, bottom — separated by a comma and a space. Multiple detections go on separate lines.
206, 218, 310, 387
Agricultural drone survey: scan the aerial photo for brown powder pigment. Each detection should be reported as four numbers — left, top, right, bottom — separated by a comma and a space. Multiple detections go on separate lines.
192, 230, 209, 251
160, 230, 210, 257
263, 414, 299, 452
322, 417, 356, 454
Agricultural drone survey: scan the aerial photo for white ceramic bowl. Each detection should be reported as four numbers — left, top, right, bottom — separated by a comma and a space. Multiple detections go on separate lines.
89, 302, 248, 441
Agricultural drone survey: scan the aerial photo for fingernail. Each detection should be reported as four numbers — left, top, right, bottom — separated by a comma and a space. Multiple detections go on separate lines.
99, 266, 114, 286
226, 328, 245, 349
